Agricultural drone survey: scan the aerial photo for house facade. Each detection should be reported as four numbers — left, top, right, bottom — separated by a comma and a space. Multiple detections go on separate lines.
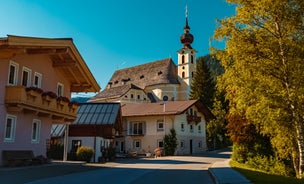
0, 35, 100, 165
118, 100, 211, 155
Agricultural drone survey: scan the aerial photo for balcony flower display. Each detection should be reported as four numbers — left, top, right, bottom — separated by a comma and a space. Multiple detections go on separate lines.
26, 86, 44, 94
41, 91, 58, 99
68, 101, 79, 107
57, 96, 70, 103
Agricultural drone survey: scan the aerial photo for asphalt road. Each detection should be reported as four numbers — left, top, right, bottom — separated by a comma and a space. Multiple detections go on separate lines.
25, 152, 231, 184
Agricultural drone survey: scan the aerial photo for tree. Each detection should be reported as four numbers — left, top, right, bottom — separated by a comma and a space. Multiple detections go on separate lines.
190, 56, 215, 109
213, 0, 304, 178
163, 128, 178, 156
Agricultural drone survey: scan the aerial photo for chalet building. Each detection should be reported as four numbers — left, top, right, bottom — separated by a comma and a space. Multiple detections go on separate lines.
0, 35, 100, 166
118, 100, 213, 156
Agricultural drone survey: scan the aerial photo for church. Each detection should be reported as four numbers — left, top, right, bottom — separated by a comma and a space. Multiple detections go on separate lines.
81, 9, 212, 156
89, 9, 197, 104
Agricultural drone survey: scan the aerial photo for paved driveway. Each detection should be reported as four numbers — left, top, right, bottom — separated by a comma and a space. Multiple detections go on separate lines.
0, 151, 231, 184
24, 153, 231, 184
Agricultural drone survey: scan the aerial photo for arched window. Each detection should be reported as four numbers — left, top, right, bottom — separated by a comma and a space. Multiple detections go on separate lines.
182, 55, 185, 64
182, 72, 185, 78
191, 55, 194, 63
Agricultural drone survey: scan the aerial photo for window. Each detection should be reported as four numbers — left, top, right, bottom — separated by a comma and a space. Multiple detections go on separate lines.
133, 140, 141, 149
191, 55, 194, 63
130, 94, 134, 99
137, 95, 140, 99
129, 121, 145, 135
180, 140, 185, 149
57, 83, 64, 96
72, 140, 82, 151
8, 61, 18, 85
157, 140, 164, 148
198, 125, 201, 133
198, 141, 202, 148
190, 125, 193, 133
33, 72, 42, 88
31, 119, 41, 143
181, 123, 185, 132
182, 55, 185, 64
182, 72, 185, 78
157, 120, 164, 131
21, 67, 31, 87
4, 115, 16, 142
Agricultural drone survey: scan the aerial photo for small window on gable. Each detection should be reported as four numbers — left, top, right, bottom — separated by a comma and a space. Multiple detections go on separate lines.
8, 61, 19, 86
57, 83, 64, 97
182, 55, 185, 64
34, 72, 42, 88
125, 95, 128, 98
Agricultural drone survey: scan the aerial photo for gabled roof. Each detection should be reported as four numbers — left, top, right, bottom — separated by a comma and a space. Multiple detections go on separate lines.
89, 83, 142, 102
0, 35, 100, 92
73, 103, 121, 125
108, 58, 179, 89
122, 100, 198, 116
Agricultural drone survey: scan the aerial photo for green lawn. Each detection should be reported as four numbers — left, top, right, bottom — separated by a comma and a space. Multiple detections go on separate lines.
230, 160, 304, 184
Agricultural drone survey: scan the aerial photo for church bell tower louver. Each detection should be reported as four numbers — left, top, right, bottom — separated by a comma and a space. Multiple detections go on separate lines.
177, 5, 197, 99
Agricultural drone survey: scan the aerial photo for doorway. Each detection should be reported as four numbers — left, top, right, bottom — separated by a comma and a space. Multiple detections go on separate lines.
190, 139, 193, 154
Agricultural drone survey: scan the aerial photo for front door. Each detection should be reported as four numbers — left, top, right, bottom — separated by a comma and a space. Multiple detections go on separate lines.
120, 141, 124, 153
190, 139, 193, 154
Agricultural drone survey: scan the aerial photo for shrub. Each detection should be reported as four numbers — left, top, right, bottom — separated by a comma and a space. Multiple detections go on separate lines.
76, 146, 94, 162
47, 143, 63, 160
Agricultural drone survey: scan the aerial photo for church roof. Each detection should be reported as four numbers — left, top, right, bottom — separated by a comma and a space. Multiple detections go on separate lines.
89, 83, 142, 101
91, 58, 180, 101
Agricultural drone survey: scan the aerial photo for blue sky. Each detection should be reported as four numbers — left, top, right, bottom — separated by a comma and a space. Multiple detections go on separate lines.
0, 0, 235, 96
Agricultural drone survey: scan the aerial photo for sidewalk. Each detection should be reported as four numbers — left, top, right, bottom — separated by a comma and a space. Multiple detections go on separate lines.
209, 158, 251, 184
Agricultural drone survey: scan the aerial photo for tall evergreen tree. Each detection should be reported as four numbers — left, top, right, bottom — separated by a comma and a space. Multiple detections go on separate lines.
213, 0, 304, 177
190, 56, 215, 109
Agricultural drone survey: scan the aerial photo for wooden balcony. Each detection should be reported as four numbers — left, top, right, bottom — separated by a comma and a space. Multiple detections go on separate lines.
187, 115, 201, 125
5, 86, 78, 124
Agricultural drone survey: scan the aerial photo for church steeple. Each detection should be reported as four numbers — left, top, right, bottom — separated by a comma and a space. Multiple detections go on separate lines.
180, 5, 194, 49
177, 5, 197, 100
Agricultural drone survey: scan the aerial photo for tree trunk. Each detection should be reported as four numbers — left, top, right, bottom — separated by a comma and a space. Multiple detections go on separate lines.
295, 120, 304, 178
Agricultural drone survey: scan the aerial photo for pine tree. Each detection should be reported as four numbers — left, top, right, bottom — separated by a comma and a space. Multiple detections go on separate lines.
189, 56, 215, 109
213, 0, 304, 177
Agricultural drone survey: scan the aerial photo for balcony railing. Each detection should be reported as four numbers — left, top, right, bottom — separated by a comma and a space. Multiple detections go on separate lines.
187, 115, 201, 125
5, 86, 78, 123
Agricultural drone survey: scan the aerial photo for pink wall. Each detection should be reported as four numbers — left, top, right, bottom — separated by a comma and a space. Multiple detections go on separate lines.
0, 54, 72, 166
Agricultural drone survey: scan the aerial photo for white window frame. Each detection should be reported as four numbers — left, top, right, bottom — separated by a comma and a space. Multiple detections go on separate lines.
133, 139, 141, 149
57, 82, 64, 97
198, 125, 201, 133
21, 66, 32, 87
33, 72, 42, 88
180, 140, 185, 149
157, 120, 164, 132
129, 121, 145, 135
8, 61, 19, 86
190, 124, 194, 133
4, 115, 17, 142
31, 119, 41, 143
181, 123, 185, 132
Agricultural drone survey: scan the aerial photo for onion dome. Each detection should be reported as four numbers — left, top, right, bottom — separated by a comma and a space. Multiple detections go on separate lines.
180, 7, 194, 49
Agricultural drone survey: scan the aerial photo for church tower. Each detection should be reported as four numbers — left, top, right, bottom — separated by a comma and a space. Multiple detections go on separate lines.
177, 6, 197, 99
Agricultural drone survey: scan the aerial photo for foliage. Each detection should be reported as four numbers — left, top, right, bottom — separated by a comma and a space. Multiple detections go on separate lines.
212, 0, 304, 177
76, 146, 94, 163
189, 56, 215, 109
42, 91, 57, 99
47, 142, 63, 160
230, 160, 304, 184
163, 128, 178, 156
